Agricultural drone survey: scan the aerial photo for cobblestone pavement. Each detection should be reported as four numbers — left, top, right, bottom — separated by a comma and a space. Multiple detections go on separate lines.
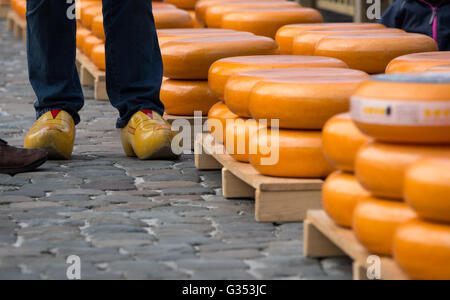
0, 20, 352, 280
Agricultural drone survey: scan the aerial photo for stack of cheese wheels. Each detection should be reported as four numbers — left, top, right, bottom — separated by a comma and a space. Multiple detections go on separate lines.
245, 68, 369, 178
211, 58, 349, 163
275, 23, 386, 54
349, 73, 450, 259
160, 33, 278, 116
11, 0, 26, 19
386, 51, 450, 74
322, 114, 371, 228
394, 158, 450, 280
314, 33, 438, 74
292, 28, 405, 56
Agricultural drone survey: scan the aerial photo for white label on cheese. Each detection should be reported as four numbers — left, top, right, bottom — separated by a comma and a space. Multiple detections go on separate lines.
351, 97, 450, 126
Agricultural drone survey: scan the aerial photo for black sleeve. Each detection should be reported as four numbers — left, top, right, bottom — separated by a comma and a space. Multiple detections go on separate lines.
380, 0, 404, 28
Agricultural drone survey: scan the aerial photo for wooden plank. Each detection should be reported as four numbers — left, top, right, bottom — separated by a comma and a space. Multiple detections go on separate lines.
7, 10, 26, 42
305, 210, 410, 280
76, 50, 108, 101
0, 3, 10, 19
222, 168, 255, 199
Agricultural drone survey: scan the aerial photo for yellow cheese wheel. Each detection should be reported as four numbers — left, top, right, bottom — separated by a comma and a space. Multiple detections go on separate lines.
209, 55, 348, 100
153, 8, 194, 29
83, 34, 103, 57
322, 113, 370, 173
224, 118, 263, 162
221, 8, 323, 39
351, 73, 450, 144
404, 158, 450, 223
157, 31, 253, 47
92, 15, 105, 41
188, 10, 204, 28
248, 70, 369, 130
160, 80, 219, 116
276, 23, 386, 55
315, 33, 438, 74
76, 27, 91, 51
355, 141, 450, 200
207, 101, 238, 144
14, 0, 26, 19
205, 2, 302, 29
81, 5, 102, 29
166, 0, 199, 10
427, 64, 450, 72
161, 35, 279, 80
394, 219, 450, 280
292, 28, 405, 56
386, 51, 450, 74
91, 44, 105, 71
248, 129, 334, 178
353, 196, 417, 256
323, 171, 370, 228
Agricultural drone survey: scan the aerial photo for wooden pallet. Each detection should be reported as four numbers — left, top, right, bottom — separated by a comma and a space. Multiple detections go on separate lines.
6, 10, 26, 43
75, 50, 107, 101
0, 3, 9, 19
195, 133, 323, 223
304, 210, 410, 280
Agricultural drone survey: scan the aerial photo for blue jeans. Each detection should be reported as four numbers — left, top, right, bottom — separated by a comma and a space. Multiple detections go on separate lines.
26, 0, 164, 128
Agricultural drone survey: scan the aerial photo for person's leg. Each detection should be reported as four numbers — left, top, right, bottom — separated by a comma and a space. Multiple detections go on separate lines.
26, 0, 83, 125
102, 0, 164, 128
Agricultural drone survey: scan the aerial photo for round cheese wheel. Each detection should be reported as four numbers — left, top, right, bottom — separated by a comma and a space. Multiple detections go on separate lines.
207, 101, 238, 144
161, 35, 279, 80
153, 8, 194, 29
355, 141, 450, 200
188, 10, 204, 28
221, 8, 323, 39
91, 44, 105, 71
224, 118, 263, 162
83, 34, 103, 57
157, 31, 253, 47
210, 55, 348, 100
386, 51, 450, 74
394, 219, 450, 280
248, 129, 334, 178
351, 73, 450, 144
404, 158, 450, 223
81, 5, 102, 29
322, 113, 370, 173
353, 196, 417, 256
152, 2, 178, 10
166, 0, 199, 10
276, 23, 386, 55
248, 70, 369, 130
76, 26, 91, 51
205, 2, 302, 29
427, 64, 450, 72
292, 28, 405, 56
92, 15, 105, 41
322, 171, 370, 228
14, 0, 26, 19
315, 33, 438, 74
160, 80, 219, 116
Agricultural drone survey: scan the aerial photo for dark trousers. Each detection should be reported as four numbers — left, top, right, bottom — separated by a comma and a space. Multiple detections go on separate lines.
26, 0, 164, 128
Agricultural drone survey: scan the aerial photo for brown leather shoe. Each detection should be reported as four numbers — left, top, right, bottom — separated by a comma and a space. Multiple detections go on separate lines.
0, 139, 48, 175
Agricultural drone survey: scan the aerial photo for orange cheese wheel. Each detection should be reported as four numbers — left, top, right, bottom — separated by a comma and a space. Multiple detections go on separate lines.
355, 141, 450, 200
76, 27, 91, 51
153, 8, 194, 29
404, 158, 450, 223
314, 33, 438, 74
292, 28, 405, 56
248, 129, 334, 178
207, 101, 238, 144
248, 70, 369, 130
205, 2, 302, 29
225, 68, 353, 118
386, 51, 450, 74
221, 8, 323, 39
152, 2, 178, 10
353, 196, 417, 256
166, 0, 199, 10
276, 23, 386, 55
160, 80, 219, 116
157, 31, 253, 47
81, 5, 102, 29
427, 64, 450, 72
394, 219, 450, 280
83, 34, 103, 58
322, 113, 370, 173
161, 35, 279, 80
224, 118, 263, 162
322, 171, 370, 228
91, 44, 105, 71
92, 15, 105, 41
14, 0, 26, 19
188, 10, 204, 28
209, 55, 348, 100
351, 73, 450, 144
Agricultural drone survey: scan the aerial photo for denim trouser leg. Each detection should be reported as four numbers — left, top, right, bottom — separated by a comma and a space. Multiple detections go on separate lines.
26, 0, 83, 125
102, 0, 164, 128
